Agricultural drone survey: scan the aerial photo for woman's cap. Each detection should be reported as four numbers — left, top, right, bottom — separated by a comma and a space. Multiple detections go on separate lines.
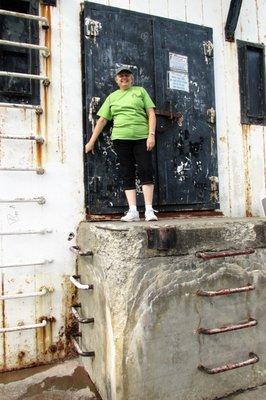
115, 66, 133, 75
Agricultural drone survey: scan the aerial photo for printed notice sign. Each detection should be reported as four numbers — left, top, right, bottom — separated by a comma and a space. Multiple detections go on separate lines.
168, 71, 189, 92
169, 53, 188, 72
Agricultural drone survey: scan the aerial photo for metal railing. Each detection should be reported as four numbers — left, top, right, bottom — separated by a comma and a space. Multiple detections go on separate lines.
0, 167, 45, 174
0, 259, 53, 269
0, 103, 43, 113
70, 275, 93, 290
0, 39, 50, 57
0, 9, 49, 28
0, 319, 47, 333
0, 197, 45, 204
0, 134, 44, 143
0, 286, 53, 300
0, 229, 52, 236
0, 71, 50, 86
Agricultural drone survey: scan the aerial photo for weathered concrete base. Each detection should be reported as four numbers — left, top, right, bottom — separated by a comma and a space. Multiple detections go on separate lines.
220, 384, 266, 399
0, 359, 96, 400
76, 217, 266, 400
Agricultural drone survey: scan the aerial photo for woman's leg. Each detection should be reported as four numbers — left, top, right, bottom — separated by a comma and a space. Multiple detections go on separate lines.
142, 183, 154, 205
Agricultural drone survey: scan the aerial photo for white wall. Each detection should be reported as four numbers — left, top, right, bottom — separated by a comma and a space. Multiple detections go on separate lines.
0, 0, 265, 370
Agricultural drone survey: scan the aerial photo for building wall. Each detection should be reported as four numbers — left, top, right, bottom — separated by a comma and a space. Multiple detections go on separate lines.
0, 0, 265, 370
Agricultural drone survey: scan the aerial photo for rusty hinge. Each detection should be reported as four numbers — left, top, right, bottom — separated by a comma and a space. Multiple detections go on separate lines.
85, 18, 102, 38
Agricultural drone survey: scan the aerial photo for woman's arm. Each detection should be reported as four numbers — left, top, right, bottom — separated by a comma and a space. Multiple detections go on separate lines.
146, 108, 156, 151
85, 117, 108, 154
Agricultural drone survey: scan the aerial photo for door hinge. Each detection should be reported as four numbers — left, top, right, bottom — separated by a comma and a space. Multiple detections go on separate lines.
207, 107, 216, 124
203, 41, 214, 58
85, 18, 102, 38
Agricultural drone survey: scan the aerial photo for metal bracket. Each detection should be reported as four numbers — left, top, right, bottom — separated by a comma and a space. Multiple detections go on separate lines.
72, 306, 94, 324
85, 18, 102, 38
69, 245, 93, 257
71, 334, 95, 357
198, 352, 259, 374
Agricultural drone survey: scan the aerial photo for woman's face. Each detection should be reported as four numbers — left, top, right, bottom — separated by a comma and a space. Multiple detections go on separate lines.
115, 72, 133, 90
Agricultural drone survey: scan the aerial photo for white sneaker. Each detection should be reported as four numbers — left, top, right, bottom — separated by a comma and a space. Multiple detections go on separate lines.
145, 209, 158, 221
121, 210, 140, 222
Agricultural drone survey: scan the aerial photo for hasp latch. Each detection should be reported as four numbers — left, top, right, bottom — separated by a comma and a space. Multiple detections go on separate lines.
85, 18, 102, 38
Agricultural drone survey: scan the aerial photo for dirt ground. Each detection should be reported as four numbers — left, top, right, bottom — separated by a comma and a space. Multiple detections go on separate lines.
0, 359, 98, 400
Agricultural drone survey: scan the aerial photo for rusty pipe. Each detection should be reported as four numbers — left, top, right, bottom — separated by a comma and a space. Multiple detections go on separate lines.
196, 248, 255, 260
0, 319, 47, 333
198, 318, 258, 335
0, 9, 49, 27
197, 284, 255, 297
198, 352, 259, 374
71, 306, 94, 324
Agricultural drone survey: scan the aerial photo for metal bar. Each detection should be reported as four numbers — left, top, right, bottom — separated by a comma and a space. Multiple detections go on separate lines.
198, 352, 259, 374
198, 318, 258, 335
0, 319, 47, 333
0, 167, 45, 174
0, 135, 44, 144
0, 197, 46, 204
70, 275, 93, 290
0, 71, 50, 86
0, 286, 51, 300
225, 0, 243, 42
0, 103, 43, 113
0, 259, 53, 269
196, 248, 255, 260
197, 284, 255, 297
0, 229, 52, 236
0, 9, 49, 28
0, 40, 50, 57
69, 246, 93, 256
71, 335, 95, 357
71, 306, 94, 324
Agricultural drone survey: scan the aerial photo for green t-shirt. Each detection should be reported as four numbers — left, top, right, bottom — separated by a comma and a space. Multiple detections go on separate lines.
97, 86, 155, 140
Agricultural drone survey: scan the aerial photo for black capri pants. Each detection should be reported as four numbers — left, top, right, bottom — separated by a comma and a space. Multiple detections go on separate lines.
113, 139, 154, 190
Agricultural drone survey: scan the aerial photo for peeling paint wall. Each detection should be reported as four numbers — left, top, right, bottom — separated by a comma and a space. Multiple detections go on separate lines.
0, 0, 265, 371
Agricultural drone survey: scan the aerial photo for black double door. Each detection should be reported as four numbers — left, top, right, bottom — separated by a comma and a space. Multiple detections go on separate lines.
82, 2, 219, 214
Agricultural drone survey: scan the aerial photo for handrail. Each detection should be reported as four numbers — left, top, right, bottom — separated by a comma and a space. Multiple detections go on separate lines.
70, 275, 93, 290
0, 71, 50, 86
198, 352, 259, 374
71, 335, 95, 357
196, 248, 255, 260
0, 286, 53, 300
0, 135, 44, 143
0, 319, 47, 333
0, 103, 43, 113
0, 9, 49, 28
0, 197, 46, 204
69, 245, 93, 256
0, 259, 53, 269
0, 229, 52, 236
198, 318, 258, 335
197, 284, 255, 297
71, 306, 94, 324
0, 39, 50, 57
0, 167, 45, 174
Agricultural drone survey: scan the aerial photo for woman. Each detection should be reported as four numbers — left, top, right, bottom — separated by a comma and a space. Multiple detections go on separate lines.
85, 67, 157, 222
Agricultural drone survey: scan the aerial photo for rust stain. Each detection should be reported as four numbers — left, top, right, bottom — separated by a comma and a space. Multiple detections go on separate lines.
219, 136, 227, 144
242, 124, 252, 217
86, 210, 223, 221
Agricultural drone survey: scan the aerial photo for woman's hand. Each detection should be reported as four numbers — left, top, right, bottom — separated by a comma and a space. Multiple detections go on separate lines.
85, 139, 95, 154
146, 134, 155, 151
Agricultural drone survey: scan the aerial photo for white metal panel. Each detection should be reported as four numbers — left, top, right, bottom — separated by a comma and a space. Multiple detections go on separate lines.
185, 0, 203, 25
256, 0, 266, 43
149, 0, 168, 18
238, 0, 260, 42
0, 272, 4, 370
167, 0, 186, 21
107, 0, 130, 10
249, 126, 266, 216
129, 0, 150, 14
